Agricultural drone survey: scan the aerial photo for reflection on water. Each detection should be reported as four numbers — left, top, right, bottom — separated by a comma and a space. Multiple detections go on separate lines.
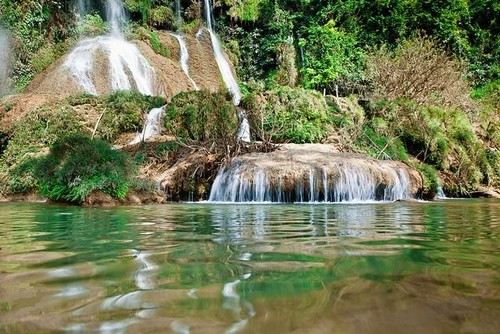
0, 200, 499, 333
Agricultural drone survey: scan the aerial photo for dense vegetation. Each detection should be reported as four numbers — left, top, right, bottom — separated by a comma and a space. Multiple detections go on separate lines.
0, 91, 165, 201
0, 0, 499, 200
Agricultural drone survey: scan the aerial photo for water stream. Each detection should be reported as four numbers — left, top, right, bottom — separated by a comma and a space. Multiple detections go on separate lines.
170, 33, 200, 90
203, 0, 250, 142
129, 106, 166, 145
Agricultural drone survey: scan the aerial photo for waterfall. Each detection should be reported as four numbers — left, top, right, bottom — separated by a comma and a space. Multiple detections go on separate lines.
209, 159, 415, 203
170, 33, 200, 90
107, 0, 126, 37
437, 186, 447, 199
64, 0, 156, 95
203, 0, 241, 103
175, 0, 182, 28
77, 0, 90, 21
129, 106, 166, 145
203, 0, 251, 142
0, 28, 11, 96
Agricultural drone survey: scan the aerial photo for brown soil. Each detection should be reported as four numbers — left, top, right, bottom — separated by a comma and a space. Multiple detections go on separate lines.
1, 93, 60, 132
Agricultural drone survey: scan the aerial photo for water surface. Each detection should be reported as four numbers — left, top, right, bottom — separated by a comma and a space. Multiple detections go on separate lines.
0, 200, 499, 333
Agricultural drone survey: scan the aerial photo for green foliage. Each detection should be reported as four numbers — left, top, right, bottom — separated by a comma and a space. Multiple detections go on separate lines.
165, 90, 238, 142
125, 0, 175, 29
76, 90, 166, 142
0, 0, 76, 90
224, 0, 263, 22
77, 13, 108, 37
356, 126, 408, 161
148, 29, 170, 57
299, 20, 365, 94
31, 133, 136, 203
0, 105, 82, 194
243, 86, 331, 144
150, 5, 174, 29
414, 162, 439, 198
1, 106, 82, 170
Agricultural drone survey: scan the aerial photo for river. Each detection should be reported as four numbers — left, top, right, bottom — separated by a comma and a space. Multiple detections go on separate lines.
0, 200, 499, 333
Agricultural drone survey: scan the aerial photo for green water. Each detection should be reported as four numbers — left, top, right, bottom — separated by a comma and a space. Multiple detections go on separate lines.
0, 200, 499, 333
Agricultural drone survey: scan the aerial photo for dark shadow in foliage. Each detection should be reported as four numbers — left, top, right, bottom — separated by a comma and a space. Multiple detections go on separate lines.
30, 133, 136, 203
0, 131, 8, 157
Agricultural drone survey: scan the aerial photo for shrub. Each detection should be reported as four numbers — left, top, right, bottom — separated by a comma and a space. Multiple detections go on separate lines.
299, 20, 365, 95
356, 126, 408, 161
242, 86, 331, 144
414, 163, 439, 198
32, 133, 136, 203
164, 90, 238, 142
97, 91, 165, 142
0, 105, 82, 171
367, 36, 472, 110
77, 13, 108, 37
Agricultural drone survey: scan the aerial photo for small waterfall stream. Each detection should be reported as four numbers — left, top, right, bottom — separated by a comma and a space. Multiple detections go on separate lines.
203, 0, 250, 142
209, 159, 414, 203
129, 106, 166, 145
0, 28, 11, 96
170, 33, 200, 90
64, 0, 156, 95
203, 0, 241, 105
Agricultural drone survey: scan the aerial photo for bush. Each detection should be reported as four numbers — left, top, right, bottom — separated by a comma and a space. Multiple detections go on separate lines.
242, 86, 331, 143
414, 162, 439, 198
77, 13, 108, 37
149, 30, 170, 57
367, 36, 472, 110
356, 126, 408, 161
164, 90, 238, 142
96, 91, 165, 142
31, 133, 136, 203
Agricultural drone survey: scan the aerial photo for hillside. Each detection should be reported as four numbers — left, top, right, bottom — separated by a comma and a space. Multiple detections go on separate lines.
0, 0, 499, 203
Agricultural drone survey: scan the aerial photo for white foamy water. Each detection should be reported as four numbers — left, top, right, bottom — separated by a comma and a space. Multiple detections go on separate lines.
107, 0, 126, 37
0, 28, 11, 96
170, 33, 199, 90
64, 0, 156, 95
209, 161, 414, 203
129, 106, 165, 144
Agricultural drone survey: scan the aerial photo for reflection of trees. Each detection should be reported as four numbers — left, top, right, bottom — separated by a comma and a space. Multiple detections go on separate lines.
31, 206, 139, 267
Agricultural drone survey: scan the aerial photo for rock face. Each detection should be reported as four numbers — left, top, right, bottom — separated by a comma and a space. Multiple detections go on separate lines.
208, 144, 423, 202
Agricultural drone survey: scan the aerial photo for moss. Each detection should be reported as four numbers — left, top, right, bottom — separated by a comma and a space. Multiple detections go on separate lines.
165, 90, 238, 142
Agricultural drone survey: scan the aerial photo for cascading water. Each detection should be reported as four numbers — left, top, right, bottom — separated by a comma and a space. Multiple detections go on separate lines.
129, 106, 166, 145
0, 28, 11, 96
175, 0, 182, 28
203, 0, 250, 142
203, 0, 241, 105
170, 33, 200, 90
64, 0, 156, 96
209, 158, 415, 203
77, 0, 90, 21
